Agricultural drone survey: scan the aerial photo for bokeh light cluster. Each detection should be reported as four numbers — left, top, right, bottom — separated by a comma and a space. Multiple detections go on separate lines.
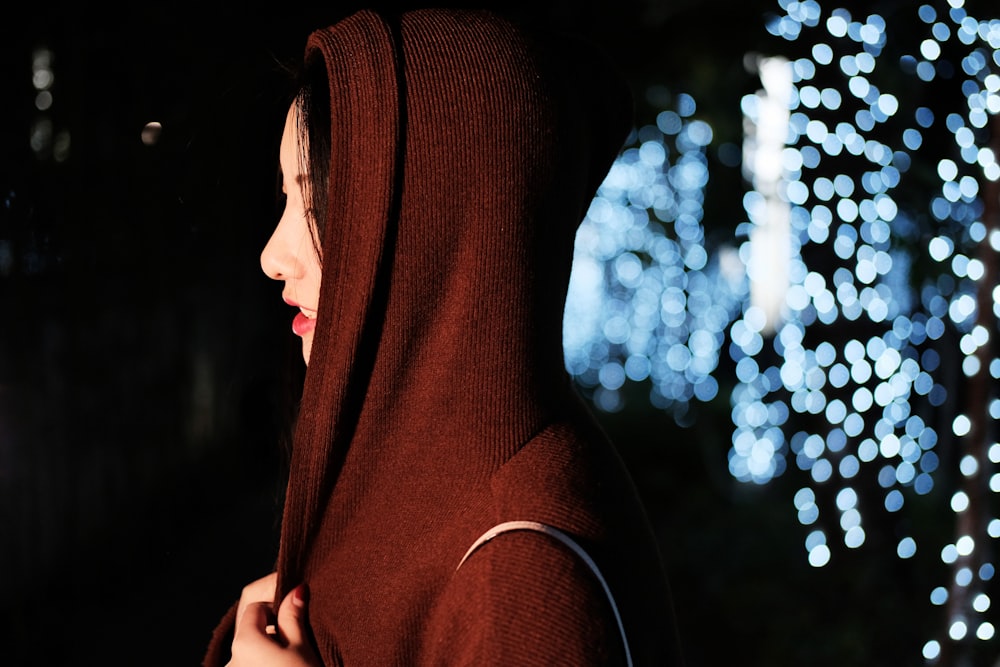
565, 0, 999, 661
30, 46, 68, 163
563, 96, 745, 419
757, 1, 1000, 660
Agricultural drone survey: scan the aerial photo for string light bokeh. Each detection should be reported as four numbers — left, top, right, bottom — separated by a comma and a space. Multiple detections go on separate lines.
564, 95, 745, 422
563, 0, 1000, 662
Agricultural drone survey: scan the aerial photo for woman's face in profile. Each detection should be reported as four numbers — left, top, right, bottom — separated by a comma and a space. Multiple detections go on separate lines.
261, 105, 322, 365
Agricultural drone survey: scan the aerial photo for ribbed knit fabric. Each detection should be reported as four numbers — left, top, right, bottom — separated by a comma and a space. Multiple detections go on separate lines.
204, 8, 683, 666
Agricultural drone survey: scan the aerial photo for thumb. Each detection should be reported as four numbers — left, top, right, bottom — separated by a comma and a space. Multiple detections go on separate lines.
276, 584, 310, 647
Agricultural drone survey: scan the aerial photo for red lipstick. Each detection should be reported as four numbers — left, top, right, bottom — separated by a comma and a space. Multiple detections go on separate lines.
292, 311, 316, 337
283, 295, 316, 337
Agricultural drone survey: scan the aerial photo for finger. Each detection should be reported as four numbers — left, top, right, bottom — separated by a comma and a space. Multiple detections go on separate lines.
237, 572, 278, 626
275, 584, 310, 647
234, 601, 275, 643
229, 602, 279, 666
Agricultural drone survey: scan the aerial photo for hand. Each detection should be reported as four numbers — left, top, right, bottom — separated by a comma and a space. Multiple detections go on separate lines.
227, 584, 322, 667
236, 572, 278, 630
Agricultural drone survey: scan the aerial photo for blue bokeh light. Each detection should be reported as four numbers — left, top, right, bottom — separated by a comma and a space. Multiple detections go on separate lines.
564, 5, 1000, 659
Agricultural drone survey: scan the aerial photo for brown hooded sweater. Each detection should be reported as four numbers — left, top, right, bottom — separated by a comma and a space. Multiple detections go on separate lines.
205, 8, 683, 666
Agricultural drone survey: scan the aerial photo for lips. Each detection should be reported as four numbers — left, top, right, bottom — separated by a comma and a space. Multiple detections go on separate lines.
283, 296, 317, 337
292, 310, 316, 336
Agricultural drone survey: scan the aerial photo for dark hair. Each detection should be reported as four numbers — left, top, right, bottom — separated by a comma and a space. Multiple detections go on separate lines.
267, 53, 332, 497
293, 52, 332, 259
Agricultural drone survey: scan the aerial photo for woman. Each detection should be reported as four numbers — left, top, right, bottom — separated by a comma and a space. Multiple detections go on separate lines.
205, 7, 683, 666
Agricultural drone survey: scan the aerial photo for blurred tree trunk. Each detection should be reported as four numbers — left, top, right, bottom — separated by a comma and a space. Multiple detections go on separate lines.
942, 112, 1000, 667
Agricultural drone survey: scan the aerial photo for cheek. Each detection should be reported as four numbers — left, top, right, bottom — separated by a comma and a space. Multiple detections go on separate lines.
303, 255, 323, 305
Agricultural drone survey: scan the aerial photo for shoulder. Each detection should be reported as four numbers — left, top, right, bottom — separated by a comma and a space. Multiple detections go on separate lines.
488, 417, 647, 538
465, 418, 686, 666
421, 524, 628, 666
415, 413, 685, 665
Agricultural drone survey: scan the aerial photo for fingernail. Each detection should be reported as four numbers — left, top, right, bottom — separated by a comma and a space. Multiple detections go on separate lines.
293, 584, 309, 608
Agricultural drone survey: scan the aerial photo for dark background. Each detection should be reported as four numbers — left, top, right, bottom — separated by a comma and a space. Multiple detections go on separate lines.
0, 1, 980, 665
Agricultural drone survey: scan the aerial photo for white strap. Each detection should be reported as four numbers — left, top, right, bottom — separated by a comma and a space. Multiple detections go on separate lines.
457, 520, 633, 667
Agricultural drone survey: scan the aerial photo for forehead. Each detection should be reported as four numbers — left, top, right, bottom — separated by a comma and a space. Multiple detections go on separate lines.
280, 104, 303, 174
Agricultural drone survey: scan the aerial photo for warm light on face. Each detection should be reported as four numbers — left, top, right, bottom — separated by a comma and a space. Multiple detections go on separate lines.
260, 105, 322, 365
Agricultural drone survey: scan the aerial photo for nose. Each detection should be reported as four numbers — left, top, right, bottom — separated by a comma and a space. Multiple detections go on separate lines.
260, 214, 298, 281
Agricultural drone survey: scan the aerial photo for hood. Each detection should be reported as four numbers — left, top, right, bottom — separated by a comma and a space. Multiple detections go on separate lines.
274, 7, 633, 598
